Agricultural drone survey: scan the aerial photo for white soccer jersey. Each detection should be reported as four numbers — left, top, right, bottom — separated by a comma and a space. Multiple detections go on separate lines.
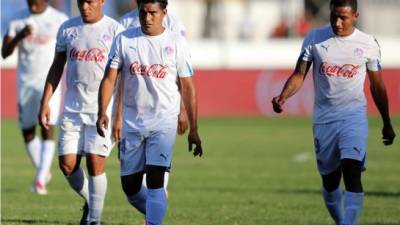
119, 9, 186, 37
300, 25, 381, 124
6, 6, 68, 89
108, 28, 193, 132
56, 15, 124, 120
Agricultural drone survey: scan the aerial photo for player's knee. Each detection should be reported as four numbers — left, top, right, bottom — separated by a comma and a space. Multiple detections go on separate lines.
322, 166, 342, 192
86, 154, 106, 176
41, 125, 54, 140
121, 172, 144, 196
146, 165, 167, 189
341, 159, 363, 193
22, 127, 36, 143
59, 161, 78, 176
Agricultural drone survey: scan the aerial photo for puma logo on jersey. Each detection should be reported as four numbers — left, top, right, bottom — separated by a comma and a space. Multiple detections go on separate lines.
321, 44, 329, 52
129, 46, 137, 52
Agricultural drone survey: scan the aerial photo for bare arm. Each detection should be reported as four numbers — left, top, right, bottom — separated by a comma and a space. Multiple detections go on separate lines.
177, 78, 188, 135
39, 51, 67, 129
180, 76, 202, 157
112, 74, 124, 142
96, 66, 119, 137
272, 59, 312, 113
368, 69, 396, 145
1, 26, 32, 59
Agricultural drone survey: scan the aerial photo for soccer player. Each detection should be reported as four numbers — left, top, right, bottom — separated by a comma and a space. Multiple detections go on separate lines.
118, 0, 188, 195
97, 0, 203, 224
272, 1, 396, 225
38, 0, 124, 224
1, 0, 68, 195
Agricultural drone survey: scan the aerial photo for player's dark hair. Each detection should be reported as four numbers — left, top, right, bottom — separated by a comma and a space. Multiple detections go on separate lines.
330, 0, 358, 12
139, 0, 168, 9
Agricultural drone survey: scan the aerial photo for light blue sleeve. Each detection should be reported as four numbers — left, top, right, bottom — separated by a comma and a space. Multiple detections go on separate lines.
366, 37, 382, 71
299, 30, 315, 62
176, 36, 193, 78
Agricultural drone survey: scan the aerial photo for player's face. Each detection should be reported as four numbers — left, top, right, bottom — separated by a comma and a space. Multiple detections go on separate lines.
77, 0, 105, 23
26, 0, 47, 14
330, 6, 358, 37
139, 2, 166, 36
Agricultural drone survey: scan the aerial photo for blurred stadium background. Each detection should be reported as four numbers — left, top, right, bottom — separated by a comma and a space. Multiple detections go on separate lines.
1, 0, 400, 117
1, 0, 400, 225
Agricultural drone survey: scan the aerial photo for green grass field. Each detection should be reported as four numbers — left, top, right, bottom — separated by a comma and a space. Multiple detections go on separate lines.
1, 117, 400, 225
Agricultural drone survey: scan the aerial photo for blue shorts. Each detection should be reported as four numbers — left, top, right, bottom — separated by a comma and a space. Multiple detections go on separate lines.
313, 118, 368, 175
120, 128, 177, 176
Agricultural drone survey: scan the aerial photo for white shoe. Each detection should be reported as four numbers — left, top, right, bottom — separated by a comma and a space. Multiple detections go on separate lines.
33, 181, 48, 195
45, 172, 52, 184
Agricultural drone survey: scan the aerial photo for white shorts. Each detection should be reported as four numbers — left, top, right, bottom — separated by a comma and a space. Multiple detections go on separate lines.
18, 85, 61, 129
313, 117, 368, 175
120, 128, 177, 176
58, 112, 114, 157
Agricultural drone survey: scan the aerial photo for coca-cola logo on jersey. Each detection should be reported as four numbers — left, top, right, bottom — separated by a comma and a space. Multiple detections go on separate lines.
319, 62, 360, 78
129, 61, 168, 79
69, 48, 106, 62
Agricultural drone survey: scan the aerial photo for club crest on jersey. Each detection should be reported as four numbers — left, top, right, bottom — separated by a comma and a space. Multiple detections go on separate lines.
164, 46, 175, 55
68, 29, 79, 40
319, 62, 360, 78
102, 33, 112, 42
354, 48, 364, 57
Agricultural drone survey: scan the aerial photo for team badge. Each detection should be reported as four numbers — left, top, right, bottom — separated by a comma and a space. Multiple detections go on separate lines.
164, 46, 174, 55
102, 33, 112, 42
354, 48, 364, 57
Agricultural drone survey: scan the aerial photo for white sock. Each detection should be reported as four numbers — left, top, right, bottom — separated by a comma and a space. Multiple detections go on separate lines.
26, 137, 41, 169
36, 140, 55, 185
164, 172, 170, 191
143, 172, 170, 192
322, 187, 343, 225
66, 167, 89, 202
88, 173, 107, 223
343, 191, 364, 225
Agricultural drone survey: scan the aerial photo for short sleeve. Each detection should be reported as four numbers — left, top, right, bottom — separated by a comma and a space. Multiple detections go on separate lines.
299, 30, 315, 62
6, 20, 18, 37
366, 37, 382, 71
107, 33, 123, 70
55, 23, 67, 52
176, 36, 193, 77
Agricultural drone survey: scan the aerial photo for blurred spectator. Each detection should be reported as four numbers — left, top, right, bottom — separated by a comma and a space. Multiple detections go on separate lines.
202, 0, 220, 39
270, 19, 290, 38
294, 9, 313, 37
237, 1, 254, 41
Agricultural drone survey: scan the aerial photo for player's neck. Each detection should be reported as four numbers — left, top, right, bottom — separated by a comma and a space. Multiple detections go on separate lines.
83, 14, 104, 24
143, 27, 165, 36
30, 5, 47, 15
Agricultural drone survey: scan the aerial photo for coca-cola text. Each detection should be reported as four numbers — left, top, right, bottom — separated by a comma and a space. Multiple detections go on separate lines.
70, 48, 106, 62
319, 62, 360, 78
129, 61, 168, 79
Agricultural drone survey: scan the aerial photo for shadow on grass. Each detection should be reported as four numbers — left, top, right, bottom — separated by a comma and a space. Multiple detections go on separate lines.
0, 219, 74, 225
1, 219, 129, 225
275, 189, 400, 198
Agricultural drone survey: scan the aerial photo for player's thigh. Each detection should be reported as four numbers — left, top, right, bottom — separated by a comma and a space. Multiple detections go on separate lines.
18, 87, 40, 129
84, 125, 114, 157
120, 132, 146, 176
313, 122, 342, 175
47, 85, 63, 125
145, 128, 177, 168
58, 113, 85, 156
339, 118, 368, 162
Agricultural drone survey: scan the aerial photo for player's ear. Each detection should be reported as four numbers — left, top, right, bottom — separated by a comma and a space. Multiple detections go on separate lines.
163, 8, 167, 15
100, 0, 105, 6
